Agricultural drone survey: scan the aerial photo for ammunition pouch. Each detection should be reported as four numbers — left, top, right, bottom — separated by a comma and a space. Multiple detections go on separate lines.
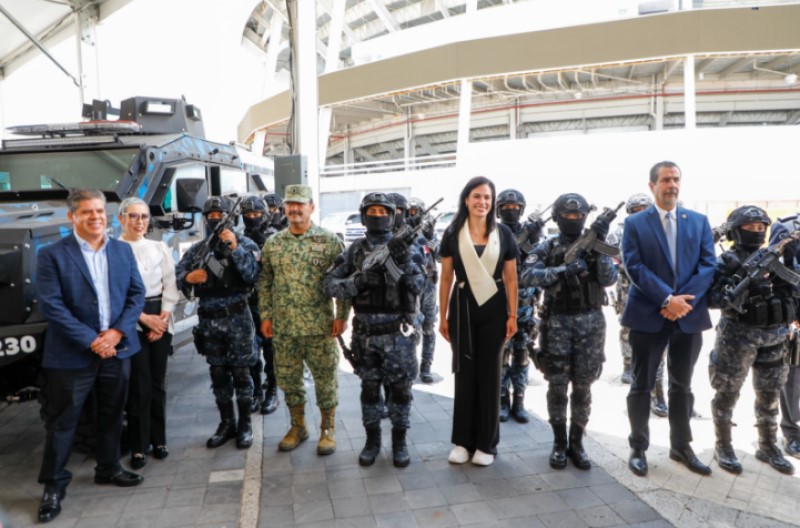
548, 279, 603, 315
734, 296, 788, 327
789, 330, 800, 367
192, 326, 207, 356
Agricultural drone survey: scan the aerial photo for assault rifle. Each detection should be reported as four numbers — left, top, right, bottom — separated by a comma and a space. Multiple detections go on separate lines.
711, 222, 729, 245
363, 197, 443, 282
190, 196, 243, 278
519, 202, 553, 253
563, 202, 625, 264
722, 230, 800, 314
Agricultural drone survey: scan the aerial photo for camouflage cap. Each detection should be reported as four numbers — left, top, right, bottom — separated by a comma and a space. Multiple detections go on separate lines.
284, 184, 313, 204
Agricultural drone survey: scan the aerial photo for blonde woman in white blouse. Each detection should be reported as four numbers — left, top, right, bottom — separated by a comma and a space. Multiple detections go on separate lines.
118, 197, 180, 470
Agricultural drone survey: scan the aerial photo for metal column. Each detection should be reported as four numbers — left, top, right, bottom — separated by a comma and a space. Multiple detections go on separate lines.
684, 55, 696, 130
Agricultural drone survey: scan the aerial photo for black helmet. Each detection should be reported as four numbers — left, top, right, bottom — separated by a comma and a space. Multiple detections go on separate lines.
202, 196, 233, 216
726, 205, 770, 246
625, 193, 653, 214
360, 192, 396, 225
264, 193, 283, 209
408, 197, 426, 216
496, 189, 526, 218
241, 195, 267, 215
552, 193, 590, 220
387, 193, 409, 217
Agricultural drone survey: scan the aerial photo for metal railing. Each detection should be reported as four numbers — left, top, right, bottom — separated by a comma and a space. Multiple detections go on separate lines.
320, 153, 457, 177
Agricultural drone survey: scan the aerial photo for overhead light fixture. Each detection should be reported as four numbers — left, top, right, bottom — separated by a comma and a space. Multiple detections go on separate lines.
573, 92, 584, 99
752, 60, 798, 86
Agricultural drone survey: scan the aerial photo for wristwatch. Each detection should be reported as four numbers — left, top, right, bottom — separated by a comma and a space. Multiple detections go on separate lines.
661, 295, 672, 309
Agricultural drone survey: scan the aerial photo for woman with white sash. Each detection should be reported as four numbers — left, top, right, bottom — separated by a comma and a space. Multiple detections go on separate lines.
439, 177, 519, 466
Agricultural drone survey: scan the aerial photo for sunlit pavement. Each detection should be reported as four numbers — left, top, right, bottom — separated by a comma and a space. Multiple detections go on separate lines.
0, 305, 797, 527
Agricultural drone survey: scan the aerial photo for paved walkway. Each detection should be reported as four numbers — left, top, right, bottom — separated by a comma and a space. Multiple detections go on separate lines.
0, 308, 797, 527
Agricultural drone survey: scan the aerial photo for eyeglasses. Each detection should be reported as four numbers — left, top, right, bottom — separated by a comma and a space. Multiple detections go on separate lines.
124, 213, 150, 222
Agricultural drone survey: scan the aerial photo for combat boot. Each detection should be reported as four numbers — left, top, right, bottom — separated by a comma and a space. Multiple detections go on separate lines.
279, 404, 309, 451
756, 425, 795, 475
261, 381, 279, 415
207, 400, 237, 448
317, 406, 336, 456
713, 423, 741, 474
419, 361, 434, 384
511, 391, 529, 423
650, 382, 668, 418
549, 423, 568, 470
250, 387, 264, 414
236, 399, 253, 449
359, 426, 382, 466
567, 424, 591, 470
499, 388, 510, 423
392, 427, 411, 468
621, 358, 632, 384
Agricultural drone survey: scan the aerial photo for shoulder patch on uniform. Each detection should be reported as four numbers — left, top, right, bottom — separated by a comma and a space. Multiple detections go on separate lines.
525, 254, 538, 265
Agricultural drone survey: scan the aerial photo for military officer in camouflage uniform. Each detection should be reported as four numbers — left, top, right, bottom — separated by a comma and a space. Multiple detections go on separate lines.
496, 189, 542, 423
241, 195, 280, 415
524, 193, 617, 470
408, 197, 440, 383
608, 194, 669, 417
324, 192, 425, 467
708, 206, 798, 475
258, 185, 349, 456
176, 196, 260, 449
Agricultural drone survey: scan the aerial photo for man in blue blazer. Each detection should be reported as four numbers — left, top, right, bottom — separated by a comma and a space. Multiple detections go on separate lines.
35, 189, 145, 523
621, 161, 715, 477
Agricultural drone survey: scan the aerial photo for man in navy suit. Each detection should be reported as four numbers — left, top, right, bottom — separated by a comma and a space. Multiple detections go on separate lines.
621, 161, 716, 477
35, 189, 146, 523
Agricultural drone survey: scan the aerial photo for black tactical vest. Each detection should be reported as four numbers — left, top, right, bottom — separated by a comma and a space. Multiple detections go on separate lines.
544, 239, 604, 314
194, 252, 253, 297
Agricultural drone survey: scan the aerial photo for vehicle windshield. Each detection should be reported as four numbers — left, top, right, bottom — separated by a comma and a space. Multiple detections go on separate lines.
0, 148, 140, 192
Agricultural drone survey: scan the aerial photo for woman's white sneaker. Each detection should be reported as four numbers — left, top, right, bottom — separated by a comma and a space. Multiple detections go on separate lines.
448, 445, 470, 464
471, 449, 495, 466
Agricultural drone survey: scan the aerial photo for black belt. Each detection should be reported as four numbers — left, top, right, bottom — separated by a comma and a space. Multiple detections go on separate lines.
143, 295, 163, 316
198, 299, 247, 319
353, 318, 402, 337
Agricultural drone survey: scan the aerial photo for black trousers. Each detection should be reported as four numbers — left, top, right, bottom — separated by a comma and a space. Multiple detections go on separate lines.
450, 286, 507, 455
38, 356, 130, 493
780, 365, 800, 440
127, 331, 172, 453
627, 323, 702, 450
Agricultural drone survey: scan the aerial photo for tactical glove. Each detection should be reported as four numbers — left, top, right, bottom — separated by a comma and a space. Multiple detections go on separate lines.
590, 217, 610, 241
387, 237, 410, 264
563, 258, 588, 277
355, 271, 383, 290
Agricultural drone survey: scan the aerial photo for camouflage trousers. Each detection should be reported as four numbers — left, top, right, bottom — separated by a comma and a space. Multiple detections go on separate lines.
501, 327, 531, 395
709, 317, 789, 430
541, 309, 606, 428
272, 334, 339, 410
419, 280, 438, 365
194, 310, 257, 368
353, 330, 418, 429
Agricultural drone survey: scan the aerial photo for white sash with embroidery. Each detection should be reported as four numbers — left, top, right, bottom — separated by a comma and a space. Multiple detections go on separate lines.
458, 222, 500, 306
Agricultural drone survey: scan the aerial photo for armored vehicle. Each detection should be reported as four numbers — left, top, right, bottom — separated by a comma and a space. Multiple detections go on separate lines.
0, 96, 273, 402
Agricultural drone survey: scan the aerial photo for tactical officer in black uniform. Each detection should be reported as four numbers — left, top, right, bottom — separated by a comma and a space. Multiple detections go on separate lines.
771, 212, 800, 459
264, 193, 288, 230
407, 197, 440, 383
241, 195, 280, 415
709, 206, 798, 475
523, 193, 617, 470
496, 189, 542, 423
323, 192, 426, 467
176, 196, 260, 449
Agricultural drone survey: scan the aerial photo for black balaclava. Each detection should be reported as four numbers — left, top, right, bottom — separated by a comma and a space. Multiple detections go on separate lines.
737, 229, 766, 251
393, 209, 406, 231
243, 214, 265, 231
557, 216, 585, 237
365, 215, 392, 234
499, 209, 521, 225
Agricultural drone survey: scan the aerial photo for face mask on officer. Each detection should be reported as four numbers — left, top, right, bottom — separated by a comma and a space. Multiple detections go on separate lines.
737, 226, 766, 250
243, 214, 264, 231
364, 205, 392, 234
557, 213, 585, 237
394, 209, 406, 230
499, 207, 521, 224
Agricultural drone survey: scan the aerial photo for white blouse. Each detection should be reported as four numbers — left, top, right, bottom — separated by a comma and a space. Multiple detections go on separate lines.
121, 237, 180, 319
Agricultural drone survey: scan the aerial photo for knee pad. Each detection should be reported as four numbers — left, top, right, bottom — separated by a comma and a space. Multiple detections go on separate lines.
209, 366, 231, 389
361, 380, 382, 405
391, 381, 413, 406
231, 367, 253, 388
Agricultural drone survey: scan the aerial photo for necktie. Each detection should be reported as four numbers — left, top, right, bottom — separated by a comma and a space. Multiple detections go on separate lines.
665, 211, 677, 273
